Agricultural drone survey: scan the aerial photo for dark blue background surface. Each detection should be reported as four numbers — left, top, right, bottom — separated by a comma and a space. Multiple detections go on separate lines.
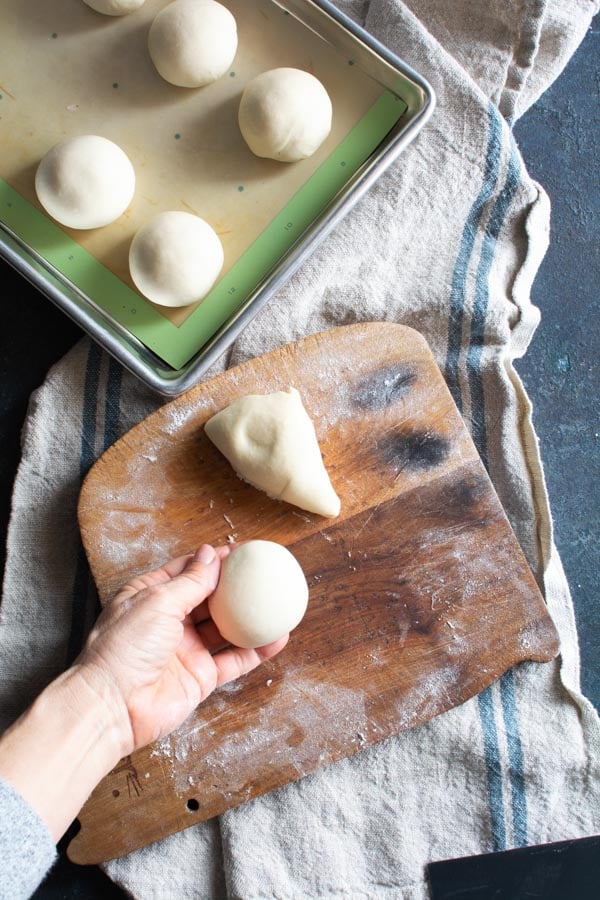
0, 19, 597, 900
513, 22, 599, 711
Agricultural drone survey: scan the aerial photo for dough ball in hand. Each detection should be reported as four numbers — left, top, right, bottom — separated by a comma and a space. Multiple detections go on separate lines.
129, 211, 224, 308
205, 388, 341, 518
149, 0, 238, 88
82, 0, 146, 15
208, 541, 309, 648
35, 135, 135, 230
238, 68, 332, 162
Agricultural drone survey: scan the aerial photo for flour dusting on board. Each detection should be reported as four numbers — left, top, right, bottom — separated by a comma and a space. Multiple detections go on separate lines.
95, 500, 183, 589
147, 676, 368, 798
89, 331, 426, 592
161, 393, 217, 436
394, 665, 462, 730
284, 335, 413, 431
76, 325, 558, 839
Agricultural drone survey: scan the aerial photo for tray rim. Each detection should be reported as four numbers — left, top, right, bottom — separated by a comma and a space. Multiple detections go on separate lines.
0, 0, 435, 397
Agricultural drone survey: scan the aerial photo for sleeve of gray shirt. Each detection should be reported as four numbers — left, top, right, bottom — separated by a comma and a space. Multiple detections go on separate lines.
0, 777, 57, 900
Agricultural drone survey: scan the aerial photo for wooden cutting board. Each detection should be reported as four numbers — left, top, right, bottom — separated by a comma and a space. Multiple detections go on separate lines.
69, 323, 559, 864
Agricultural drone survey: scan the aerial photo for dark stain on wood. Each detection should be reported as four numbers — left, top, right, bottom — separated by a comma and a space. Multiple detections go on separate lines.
447, 473, 489, 511
379, 429, 451, 473
429, 473, 490, 525
286, 724, 305, 748
354, 365, 417, 410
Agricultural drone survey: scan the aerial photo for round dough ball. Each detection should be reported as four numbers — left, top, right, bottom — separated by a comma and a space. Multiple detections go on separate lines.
129, 211, 224, 308
82, 0, 146, 15
35, 135, 135, 230
238, 68, 332, 162
148, 0, 238, 88
208, 541, 309, 649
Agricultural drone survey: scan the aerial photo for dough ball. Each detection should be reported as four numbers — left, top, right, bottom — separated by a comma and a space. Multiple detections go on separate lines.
129, 210, 224, 308
82, 0, 146, 15
205, 388, 341, 518
208, 541, 309, 648
148, 0, 238, 88
35, 135, 135, 230
238, 68, 332, 162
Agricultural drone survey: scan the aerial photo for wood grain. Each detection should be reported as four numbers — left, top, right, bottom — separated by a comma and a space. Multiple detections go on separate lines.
69, 323, 559, 864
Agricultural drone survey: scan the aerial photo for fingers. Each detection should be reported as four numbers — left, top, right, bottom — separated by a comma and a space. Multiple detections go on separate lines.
215, 545, 232, 562
212, 635, 289, 687
256, 636, 290, 660
115, 543, 231, 609
191, 604, 211, 625
115, 552, 194, 601
193, 618, 288, 658
195, 618, 229, 654
153, 545, 223, 619
180, 621, 288, 699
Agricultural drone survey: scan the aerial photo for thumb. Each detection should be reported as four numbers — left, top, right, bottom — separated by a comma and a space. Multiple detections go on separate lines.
163, 545, 221, 618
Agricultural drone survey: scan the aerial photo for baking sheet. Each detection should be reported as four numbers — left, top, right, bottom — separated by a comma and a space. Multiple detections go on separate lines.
0, 0, 406, 368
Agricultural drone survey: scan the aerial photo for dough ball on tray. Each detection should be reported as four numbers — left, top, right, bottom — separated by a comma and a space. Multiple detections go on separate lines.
238, 67, 332, 162
129, 210, 224, 308
149, 0, 238, 88
35, 134, 135, 230
82, 1, 147, 16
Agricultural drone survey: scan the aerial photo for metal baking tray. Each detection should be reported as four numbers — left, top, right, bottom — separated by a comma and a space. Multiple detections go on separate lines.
0, 0, 434, 396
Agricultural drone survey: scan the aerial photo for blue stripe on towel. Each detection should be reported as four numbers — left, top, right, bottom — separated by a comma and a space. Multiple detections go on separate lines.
79, 341, 103, 476
104, 355, 124, 451
445, 102, 503, 410
67, 347, 124, 660
500, 669, 528, 846
477, 687, 506, 852
444, 102, 508, 851
87, 354, 125, 624
467, 145, 521, 468
66, 340, 102, 665
466, 134, 529, 847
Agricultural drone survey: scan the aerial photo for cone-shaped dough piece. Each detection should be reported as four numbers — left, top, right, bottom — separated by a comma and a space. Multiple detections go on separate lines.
204, 388, 341, 517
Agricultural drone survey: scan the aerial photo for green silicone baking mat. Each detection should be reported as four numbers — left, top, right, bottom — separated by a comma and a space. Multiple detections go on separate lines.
0, 0, 407, 369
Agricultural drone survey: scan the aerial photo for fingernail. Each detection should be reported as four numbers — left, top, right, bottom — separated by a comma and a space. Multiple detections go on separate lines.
194, 544, 216, 566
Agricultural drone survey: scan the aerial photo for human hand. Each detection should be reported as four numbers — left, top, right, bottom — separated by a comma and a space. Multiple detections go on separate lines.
77, 544, 288, 756
0, 543, 287, 843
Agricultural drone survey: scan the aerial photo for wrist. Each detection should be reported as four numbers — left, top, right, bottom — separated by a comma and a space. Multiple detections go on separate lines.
0, 666, 131, 841
69, 662, 134, 759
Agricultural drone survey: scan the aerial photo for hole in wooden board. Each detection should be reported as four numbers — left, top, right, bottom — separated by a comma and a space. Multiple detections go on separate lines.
187, 798, 200, 812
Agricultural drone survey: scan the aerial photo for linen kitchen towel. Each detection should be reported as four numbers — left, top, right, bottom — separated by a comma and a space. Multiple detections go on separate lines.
1, 1, 598, 897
